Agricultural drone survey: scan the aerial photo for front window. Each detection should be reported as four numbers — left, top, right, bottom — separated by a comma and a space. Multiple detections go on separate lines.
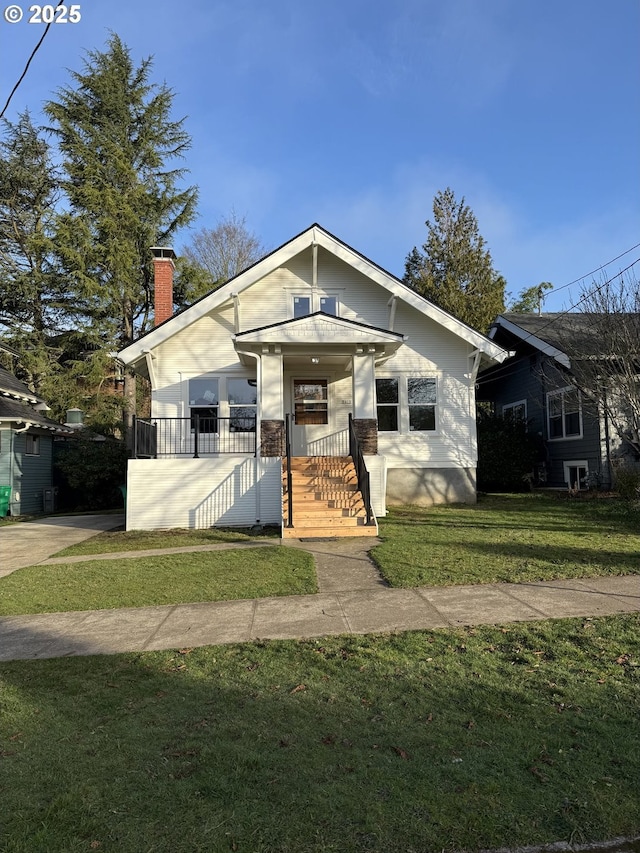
228, 378, 257, 432
548, 387, 582, 439
376, 378, 398, 431
408, 377, 437, 431
189, 377, 218, 434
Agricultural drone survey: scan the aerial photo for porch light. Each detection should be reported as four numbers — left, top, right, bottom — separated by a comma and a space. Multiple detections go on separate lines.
311, 357, 320, 364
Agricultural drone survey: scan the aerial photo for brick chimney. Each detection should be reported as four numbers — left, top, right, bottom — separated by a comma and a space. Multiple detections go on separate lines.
151, 247, 177, 326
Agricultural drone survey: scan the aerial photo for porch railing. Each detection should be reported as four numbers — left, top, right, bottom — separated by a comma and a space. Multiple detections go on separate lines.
348, 413, 374, 526
132, 416, 256, 458
284, 413, 294, 528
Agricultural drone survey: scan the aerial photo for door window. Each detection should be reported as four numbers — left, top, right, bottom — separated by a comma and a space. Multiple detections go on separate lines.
294, 379, 328, 425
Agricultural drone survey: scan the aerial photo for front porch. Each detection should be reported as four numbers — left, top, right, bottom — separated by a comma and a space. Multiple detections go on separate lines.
128, 412, 380, 537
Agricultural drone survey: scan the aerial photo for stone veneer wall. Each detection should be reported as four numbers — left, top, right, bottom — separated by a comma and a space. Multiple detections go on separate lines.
261, 420, 285, 457
352, 418, 378, 455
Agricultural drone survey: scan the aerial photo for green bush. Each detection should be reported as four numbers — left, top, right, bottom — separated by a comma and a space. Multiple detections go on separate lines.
612, 460, 640, 500
477, 409, 541, 491
54, 433, 128, 511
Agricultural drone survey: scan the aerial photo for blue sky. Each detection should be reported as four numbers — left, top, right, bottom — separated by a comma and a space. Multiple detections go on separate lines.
1, 0, 639, 312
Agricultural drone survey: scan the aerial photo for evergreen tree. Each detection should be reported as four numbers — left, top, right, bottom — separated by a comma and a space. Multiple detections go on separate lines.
403, 188, 506, 333
509, 281, 553, 313
0, 112, 66, 401
44, 34, 198, 431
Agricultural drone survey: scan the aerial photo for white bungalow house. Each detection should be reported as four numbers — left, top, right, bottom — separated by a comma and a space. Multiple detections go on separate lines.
118, 225, 509, 536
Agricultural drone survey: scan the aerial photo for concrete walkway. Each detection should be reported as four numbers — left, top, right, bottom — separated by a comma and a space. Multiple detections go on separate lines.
0, 527, 638, 661
0, 513, 126, 577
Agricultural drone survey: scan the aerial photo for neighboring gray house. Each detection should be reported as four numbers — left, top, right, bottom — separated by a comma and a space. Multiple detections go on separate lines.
478, 312, 638, 490
0, 363, 72, 516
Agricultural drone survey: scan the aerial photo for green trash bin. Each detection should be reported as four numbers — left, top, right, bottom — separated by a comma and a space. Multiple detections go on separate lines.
0, 486, 11, 517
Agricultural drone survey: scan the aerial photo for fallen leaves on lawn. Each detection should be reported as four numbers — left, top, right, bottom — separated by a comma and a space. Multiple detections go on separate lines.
392, 746, 410, 760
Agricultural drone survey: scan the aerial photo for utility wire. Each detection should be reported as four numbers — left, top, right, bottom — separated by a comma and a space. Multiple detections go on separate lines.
0, 22, 52, 119
537, 242, 640, 298
477, 257, 640, 388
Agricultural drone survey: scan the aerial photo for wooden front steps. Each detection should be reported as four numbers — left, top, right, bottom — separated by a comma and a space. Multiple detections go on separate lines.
282, 456, 378, 539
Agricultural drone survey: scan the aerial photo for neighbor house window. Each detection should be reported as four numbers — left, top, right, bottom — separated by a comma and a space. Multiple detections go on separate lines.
25, 434, 40, 455
189, 377, 219, 434
228, 378, 257, 432
408, 377, 437, 431
563, 460, 588, 490
376, 378, 398, 431
502, 400, 527, 421
547, 387, 582, 439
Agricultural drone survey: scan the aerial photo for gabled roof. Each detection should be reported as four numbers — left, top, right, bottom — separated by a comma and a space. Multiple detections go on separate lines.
119, 224, 509, 366
489, 312, 640, 369
0, 365, 73, 434
0, 396, 72, 432
235, 312, 406, 345
0, 364, 41, 405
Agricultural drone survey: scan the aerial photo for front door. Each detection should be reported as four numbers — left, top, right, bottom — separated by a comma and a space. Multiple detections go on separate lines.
292, 378, 328, 455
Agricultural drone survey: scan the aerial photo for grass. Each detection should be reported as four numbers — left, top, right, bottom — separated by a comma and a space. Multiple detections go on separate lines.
372, 493, 640, 587
0, 548, 316, 616
54, 525, 280, 557
0, 615, 638, 852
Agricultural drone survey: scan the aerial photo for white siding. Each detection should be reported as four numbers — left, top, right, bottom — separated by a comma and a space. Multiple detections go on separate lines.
148, 249, 478, 471
126, 457, 281, 530
364, 454, 387, 516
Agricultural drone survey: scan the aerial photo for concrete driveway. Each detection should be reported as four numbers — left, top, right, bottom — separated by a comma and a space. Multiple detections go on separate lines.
0, 514, 125, 577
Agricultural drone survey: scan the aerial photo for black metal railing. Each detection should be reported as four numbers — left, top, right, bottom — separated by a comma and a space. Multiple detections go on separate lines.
284, 413, 293, 528
348, 414, 374, 525
133, 416, 256, 458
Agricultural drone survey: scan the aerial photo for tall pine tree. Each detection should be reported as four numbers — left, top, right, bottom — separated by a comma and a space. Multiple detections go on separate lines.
0, 112, 67, 402
45, 34, 198, 431
403, 188, 506, 334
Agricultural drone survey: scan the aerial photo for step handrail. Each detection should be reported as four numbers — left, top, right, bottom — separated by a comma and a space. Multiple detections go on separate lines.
284, 413, 294, 528
348, 414, 374, 525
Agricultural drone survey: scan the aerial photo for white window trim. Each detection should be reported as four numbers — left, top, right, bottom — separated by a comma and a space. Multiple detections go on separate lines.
375, 376, 400, 434
502, 399, 527, 419
563, 460, 589, 490
407, 375, 438, 433
376, 374, 439, 435
289, 290, 342, 319
547, 386, 583, 441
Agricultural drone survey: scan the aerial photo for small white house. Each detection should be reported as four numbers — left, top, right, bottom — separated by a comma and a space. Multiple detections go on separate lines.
118, 225, 509, 535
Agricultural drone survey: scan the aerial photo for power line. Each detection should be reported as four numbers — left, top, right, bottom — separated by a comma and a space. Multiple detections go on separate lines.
477, 257, 640, 388
0, 22, 53, 120
542, 242, 640, 298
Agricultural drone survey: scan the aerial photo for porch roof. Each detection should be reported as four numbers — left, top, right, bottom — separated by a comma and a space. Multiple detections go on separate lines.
234, 311, 406, 347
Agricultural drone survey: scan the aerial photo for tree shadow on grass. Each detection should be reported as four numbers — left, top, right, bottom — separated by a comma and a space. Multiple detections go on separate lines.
1, 621, 640, 852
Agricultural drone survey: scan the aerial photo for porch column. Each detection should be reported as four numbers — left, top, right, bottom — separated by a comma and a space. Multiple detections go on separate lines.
351, 351, 378, 455
260, 351, 285, 456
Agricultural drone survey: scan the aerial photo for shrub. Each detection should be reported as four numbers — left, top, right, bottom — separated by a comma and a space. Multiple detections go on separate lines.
612, 460, 640, 501
54, 433, 128, 511
477, 409, 542, 491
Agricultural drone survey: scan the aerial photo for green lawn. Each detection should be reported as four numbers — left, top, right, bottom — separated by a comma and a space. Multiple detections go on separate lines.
1, 615, 638, 852
55, 525, 279, 557
372, 493, 640, 587
0, 547, 316, 616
